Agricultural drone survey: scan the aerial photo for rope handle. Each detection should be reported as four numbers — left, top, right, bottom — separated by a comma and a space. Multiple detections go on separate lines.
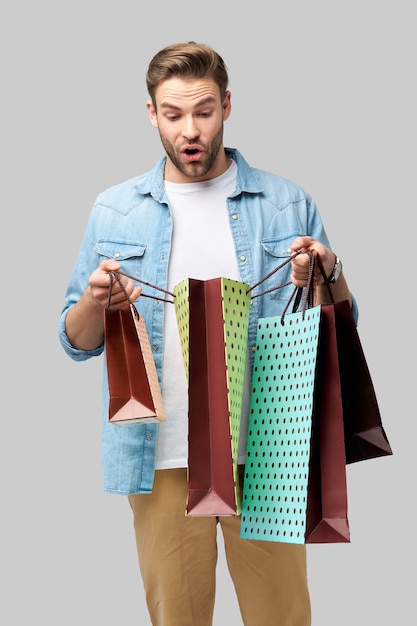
313, 250, 335, 304
248, 249, 335, 323
105, 251, 333, 311
289, 250, 316, 322
106, 269, 175, 310
106, 271, 139, 319
247, 250, 302, 298
291, 250, 335, 318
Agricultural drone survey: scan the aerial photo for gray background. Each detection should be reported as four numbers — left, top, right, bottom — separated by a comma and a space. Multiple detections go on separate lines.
2, 1, 414, 624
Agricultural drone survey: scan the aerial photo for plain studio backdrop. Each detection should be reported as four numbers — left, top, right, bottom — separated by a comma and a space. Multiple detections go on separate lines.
1, 2, 414, 624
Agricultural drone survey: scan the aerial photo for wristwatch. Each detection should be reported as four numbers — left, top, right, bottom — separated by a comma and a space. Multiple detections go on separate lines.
326, 256, 343, 284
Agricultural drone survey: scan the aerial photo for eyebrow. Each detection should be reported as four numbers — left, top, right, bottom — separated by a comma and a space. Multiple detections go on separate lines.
159, 96, 217, 110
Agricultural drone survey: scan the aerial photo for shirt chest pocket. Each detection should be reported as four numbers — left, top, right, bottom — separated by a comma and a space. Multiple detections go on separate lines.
94, 240, 147, 275
257, 236, 298, 304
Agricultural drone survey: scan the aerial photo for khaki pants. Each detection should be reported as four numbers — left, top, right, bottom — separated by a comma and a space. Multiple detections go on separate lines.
128, 468, 311, 626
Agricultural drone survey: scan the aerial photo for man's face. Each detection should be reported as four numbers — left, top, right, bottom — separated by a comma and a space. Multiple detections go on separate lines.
147, 77, 231, 183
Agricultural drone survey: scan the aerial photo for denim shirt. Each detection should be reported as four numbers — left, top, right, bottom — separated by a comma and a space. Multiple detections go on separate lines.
58, 148, 358, 495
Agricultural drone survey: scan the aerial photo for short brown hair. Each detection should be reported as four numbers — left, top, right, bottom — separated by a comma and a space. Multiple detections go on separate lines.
146, 42, 229, 106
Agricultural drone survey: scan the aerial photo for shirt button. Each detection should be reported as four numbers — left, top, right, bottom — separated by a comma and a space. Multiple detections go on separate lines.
114, 252, 120, 258
232, 214, 238, 220
251, 346, 256, 353
240, 255, 246, 262
153, 345, 159, 351
146, 434, 153, 441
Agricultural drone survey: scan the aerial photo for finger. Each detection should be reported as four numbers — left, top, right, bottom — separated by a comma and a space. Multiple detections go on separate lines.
129, 285, 143, 303
98, 258, 122, 272
287, 236, 313, 253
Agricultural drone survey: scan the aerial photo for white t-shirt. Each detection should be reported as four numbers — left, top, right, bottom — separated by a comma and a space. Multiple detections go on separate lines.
155, 160, 250, 469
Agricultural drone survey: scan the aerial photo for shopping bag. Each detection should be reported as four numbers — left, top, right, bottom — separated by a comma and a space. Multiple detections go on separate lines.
104, 270, 171, 426
104, 304, 166, 425
252, 251, 392, 464
309, 251, 392, 464
240, 251, 350, 543
174, 276, 251, 515
240, 303, 350, 543
331, 299, 392, 463
306, 303, 350, 542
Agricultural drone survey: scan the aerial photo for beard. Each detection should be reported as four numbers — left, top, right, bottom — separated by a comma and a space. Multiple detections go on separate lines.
159, 124, 224, 180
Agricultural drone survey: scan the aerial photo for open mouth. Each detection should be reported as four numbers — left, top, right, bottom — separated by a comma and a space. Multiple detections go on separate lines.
182, 146, 202, 162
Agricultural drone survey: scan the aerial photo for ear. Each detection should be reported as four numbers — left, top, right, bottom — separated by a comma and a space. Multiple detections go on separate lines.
222, 90, 232, 122
146, 100, 158, 128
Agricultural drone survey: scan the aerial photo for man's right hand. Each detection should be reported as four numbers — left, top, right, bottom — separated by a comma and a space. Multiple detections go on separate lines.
65, 260, 142, 351
89, 259, 142, 311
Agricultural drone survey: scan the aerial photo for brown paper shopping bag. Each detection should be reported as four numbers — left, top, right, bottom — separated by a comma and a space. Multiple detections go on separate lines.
305, 302, 350, 543
174, 277, 251, 515
104, 304, 166, 425
311, 252, 392, 464
104, 270, 172, 426
331, 299, 392, 463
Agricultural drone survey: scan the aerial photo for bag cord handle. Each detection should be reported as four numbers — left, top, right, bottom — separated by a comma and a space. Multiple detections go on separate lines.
292, 250, 335, 316
107, 270, 175, 309
289, 250, 316, 321
248, 249, 335, 323
106, 251, 333, 311
312, 250, 334, 304
247, 250, 302, 298
106, 271, 137, 316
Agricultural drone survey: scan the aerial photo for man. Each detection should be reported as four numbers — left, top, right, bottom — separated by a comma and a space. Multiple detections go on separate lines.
59, 41, 357, 626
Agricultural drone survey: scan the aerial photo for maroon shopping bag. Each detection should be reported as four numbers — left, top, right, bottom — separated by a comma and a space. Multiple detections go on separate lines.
103, 271, 173, 426
104, 304, 166, 425
306, 296, 393, 540
305, 302, 350, 543
331, 299, 392, 464
174, 277, 251, 515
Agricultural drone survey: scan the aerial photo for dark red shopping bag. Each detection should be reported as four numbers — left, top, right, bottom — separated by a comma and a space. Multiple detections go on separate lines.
174, 277, 251, 515
104, 304, 166, 425
331, 299, 392, 463
104, 270, 172, 426
306, 302, 350, 543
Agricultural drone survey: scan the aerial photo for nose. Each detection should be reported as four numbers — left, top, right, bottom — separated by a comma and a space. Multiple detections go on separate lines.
182, 115, 200, 141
